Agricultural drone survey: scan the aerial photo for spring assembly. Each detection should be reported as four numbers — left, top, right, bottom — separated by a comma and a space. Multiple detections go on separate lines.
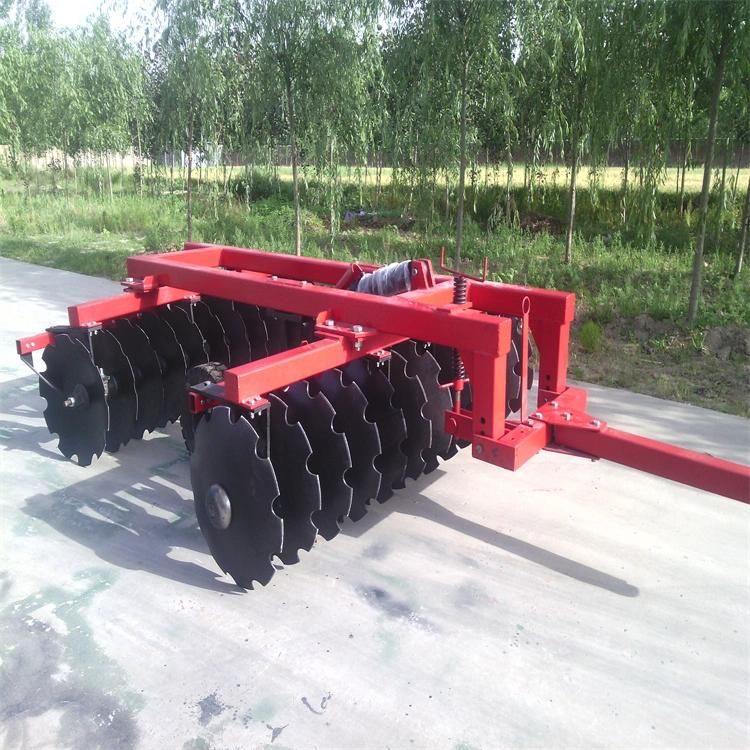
452, 275, 467, 380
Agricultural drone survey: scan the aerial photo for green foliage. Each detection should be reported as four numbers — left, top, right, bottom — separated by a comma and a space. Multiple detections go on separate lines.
579, 320, 603, 353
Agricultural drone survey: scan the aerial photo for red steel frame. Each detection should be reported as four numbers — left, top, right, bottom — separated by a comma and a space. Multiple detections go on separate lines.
17, 242, 750, 504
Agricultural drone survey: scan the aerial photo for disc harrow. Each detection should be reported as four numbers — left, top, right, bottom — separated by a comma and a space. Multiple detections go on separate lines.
16, 243, 750, 589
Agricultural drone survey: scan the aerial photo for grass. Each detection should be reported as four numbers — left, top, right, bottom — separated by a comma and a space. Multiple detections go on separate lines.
0, 165, 748, 415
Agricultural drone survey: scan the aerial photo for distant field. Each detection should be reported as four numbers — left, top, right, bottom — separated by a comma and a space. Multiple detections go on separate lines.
224, 164, 750, 194
5, 163, 746, 196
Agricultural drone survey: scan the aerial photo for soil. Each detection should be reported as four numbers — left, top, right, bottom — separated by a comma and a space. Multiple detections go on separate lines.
519, 211, 566, 234
568, 316, 750, 417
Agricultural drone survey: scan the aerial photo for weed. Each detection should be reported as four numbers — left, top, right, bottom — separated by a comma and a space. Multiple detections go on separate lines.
579, 320, 603, 353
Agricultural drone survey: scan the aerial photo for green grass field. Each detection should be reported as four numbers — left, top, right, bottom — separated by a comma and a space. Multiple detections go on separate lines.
0, 164, 747, 415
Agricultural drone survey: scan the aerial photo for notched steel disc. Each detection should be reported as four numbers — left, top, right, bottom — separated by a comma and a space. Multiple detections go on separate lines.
268, 393, 321, 564
261, 308, 289, 355
135, 310, 188, 425
158, 303, 208, 368
277, 381, 352, 541
111, 318, 163, 438
343, 360, 407, 502
190, 405, 281, 588
204, 297, 252, 366
315, 369, 381, 521
91, 328, 137, 453
193, 300, 230, 365
398, 341, 454, 472
40, 332, 107, 466
236, 303, 269, 360
388, 349, 430, 480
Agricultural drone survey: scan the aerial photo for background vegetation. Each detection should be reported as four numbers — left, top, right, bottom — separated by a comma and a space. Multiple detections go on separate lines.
0, 0, 749, 414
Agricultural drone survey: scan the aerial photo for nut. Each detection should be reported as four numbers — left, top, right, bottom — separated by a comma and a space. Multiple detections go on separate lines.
324, 319, 335, 327
352, 324, 363, 333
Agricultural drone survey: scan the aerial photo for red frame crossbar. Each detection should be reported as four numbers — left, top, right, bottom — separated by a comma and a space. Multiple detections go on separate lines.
17, 243, 750, 503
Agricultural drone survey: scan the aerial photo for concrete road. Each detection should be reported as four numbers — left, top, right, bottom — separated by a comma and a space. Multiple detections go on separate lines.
0, 257, 748, 750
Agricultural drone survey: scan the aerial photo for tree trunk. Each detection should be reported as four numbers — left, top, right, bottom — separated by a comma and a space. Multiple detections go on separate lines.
622, 139, 630, 224
564, 137, 579, 265
286, 77, 302, 256
455, 59, 469, 269
679, 139, 689, 216
106, 152, 113, 203
687, 25, 730, 324
712, 138, 730, 249
735, 172, 750, 277
187, 119, 194, 242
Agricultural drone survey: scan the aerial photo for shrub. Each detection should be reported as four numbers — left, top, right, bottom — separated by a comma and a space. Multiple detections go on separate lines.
579, 320, 603, 353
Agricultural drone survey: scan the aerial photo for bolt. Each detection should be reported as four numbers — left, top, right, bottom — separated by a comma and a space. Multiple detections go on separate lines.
411, 265, 418, 276
526, 419, 534, 426
550, 401, 559, 408
591, 419, 601, 428
354, 341, 363, 352
352, 324, 363, 333
563, 412, 572, 421
324, 319, 335, 327
532, 411, 543, 419
63, 396, 76, 408
300, 280, 307, 286
474, 444, 483, 455
125, 277, 134, 283
271, 275, 278, 281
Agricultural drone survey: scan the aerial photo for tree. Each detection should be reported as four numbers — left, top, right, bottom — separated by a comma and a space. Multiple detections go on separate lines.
153, 0, 228, 239
662, 0, 750, 323
389, 0, 516, 267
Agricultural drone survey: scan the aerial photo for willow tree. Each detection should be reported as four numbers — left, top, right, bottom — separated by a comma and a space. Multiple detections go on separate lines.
245, 0, 381, 256
153, 0, 228, 239
661, 0, 750, 323
389, 0, 516, 267
518, 0, 615, 264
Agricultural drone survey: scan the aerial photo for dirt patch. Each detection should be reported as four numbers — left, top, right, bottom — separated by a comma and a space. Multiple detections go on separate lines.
569, 316, 750, 416
340, 211, 415, 232
519, 211, 566, 235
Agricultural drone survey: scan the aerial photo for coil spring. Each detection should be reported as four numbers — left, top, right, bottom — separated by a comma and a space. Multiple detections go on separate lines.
452, 276, 467, 379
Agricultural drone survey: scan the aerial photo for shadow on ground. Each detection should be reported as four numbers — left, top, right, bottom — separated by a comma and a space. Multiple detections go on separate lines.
5, 371, 638, 598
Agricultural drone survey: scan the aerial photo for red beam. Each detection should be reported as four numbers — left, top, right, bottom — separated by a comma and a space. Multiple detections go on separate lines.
223, 332, 405, 402
126, 256, 512, 355
554, 423, 750, 503
17, 331, 55, 355
68, 286, 196, 327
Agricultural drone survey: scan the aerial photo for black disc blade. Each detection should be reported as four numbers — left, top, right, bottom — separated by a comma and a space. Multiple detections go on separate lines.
204, 297, 252, 366
158, 303, 208, 368
343, 359, 407, 502
505, 316, 522, 414
190, 405, 281, 588
398, 341, 454, 472
193, 300, 230, 365
388, 349, 430, 480
262, 308, 289, 355
181, 361, 226, 454
40, 333, 107, 466
236, 303, 269, 360
91, 328, 137, 453
111, 318, 163, 438
268, 393, 321, 564
135, 310, 188, 425
314, 369, 381, 521
277, 381, 352, 541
